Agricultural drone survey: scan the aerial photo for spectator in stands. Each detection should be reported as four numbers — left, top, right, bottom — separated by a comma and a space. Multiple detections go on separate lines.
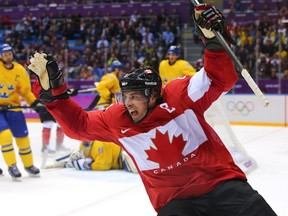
97, 35, 109, 49
234, 0, 245, 12
258, 15, 271, 36
270, 67, 278, 79
120, 34, 135, 55
91, 61, 104, 81
138, 21, 146, 37
62, 22, 77, 40
107, 52, 119, 67
77, 64, 94, 80
246, 3, 255, 12
162, 26, 174, 48
141, 30, 154, 47
15, 20, 25, 34
263, 28, 276, 45
279, 5, 288, 20
257, 55, 271, 78
270, 53, 281, 70
129, 10, 139, 25
245, 52, 257, 77
169, 20, 180, 44
283, 68, 288, 79
236, 46, 249, 65
261, 39, 277, 57
143, 48, 159, 69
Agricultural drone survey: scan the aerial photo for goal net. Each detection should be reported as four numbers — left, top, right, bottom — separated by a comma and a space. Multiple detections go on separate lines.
204, 99, 257, 173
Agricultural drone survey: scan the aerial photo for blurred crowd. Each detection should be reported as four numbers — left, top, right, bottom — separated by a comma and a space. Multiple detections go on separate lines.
0, 0, 172, 8
191, 1, 288, 80
0, 8, 181, 81
231, 17, 288, 80
224, 0, 288, 14
225, 0, 288, 79
1, 0, 288, 81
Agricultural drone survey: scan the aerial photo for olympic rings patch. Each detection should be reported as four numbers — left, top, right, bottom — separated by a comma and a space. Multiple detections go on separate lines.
226, 101, 254, 116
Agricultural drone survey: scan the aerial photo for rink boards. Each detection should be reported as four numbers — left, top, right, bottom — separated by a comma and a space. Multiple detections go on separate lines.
23, 94, 288, 127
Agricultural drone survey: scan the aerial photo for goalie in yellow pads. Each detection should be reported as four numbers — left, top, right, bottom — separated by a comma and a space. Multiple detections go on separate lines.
48, 141, 137, 173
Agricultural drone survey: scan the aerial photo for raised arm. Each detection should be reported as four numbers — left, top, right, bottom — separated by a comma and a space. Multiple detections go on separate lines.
28, 53, 114, 142
193, 4, 238, 90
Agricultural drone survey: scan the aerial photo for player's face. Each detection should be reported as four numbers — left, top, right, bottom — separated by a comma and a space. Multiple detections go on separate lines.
0, 51, 13, 64
167, 52, 178, 65
122, 91, 149, 123
117, 69, 125, 79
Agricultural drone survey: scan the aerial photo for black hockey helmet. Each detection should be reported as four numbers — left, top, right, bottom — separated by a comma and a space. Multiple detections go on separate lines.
120, 67, 162, 98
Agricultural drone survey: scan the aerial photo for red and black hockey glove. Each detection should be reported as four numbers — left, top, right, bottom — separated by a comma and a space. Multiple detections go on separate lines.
28, 52, 69, 103
193, 4, 236, 50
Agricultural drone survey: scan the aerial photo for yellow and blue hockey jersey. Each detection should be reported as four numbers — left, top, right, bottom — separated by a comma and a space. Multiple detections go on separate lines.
96, 72, 120, 110
0, 61, 36, 110
159, 59, 196, 86
80, 141, 122, 171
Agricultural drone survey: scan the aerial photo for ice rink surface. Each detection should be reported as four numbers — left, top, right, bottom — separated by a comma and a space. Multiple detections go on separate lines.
0, 123, 287, 216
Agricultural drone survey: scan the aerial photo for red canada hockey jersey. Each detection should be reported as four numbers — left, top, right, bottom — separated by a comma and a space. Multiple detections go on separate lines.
47, 50, 246, 212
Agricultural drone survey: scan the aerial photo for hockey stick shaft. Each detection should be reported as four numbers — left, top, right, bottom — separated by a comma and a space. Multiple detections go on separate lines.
69, 82, 98, 96
213, 32, 269, 107
78, 87, 96, 93
45, 161, 68, 169
0, 105, 37, 110
1, 95, 100, 111
84, 94, 100, 111
68, 88, 96, 96
55, 152, 71, 162
43, 152, 72, 169
190, 0, 269, 107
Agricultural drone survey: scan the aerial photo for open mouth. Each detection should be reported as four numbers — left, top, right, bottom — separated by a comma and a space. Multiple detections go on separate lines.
130, 110, 137, 117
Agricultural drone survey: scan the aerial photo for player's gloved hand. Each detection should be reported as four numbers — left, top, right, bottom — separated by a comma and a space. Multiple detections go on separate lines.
69, 149, 85, 161
193, 4, 236, 50
121, 151, 138, 173
72, 158, 93, 171
31, 99, 46, 114
28, 52, 50, 90
28, 52, 69, 103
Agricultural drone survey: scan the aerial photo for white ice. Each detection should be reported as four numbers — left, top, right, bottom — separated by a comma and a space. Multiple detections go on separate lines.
0, 123, 287, 216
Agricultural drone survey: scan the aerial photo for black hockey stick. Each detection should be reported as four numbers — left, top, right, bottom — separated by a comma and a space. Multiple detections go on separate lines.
190, 0, 269, 107
84, 94, 100, 111
68, 87, 96, 96
55, 152, 72, 162
1, 94, 100, 111
0, 105, 37, 110
69, 82, 99, 96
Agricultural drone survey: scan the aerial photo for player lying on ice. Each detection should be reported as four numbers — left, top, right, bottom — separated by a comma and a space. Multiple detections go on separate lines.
46, 140, 137, 173
28, 4, 277, 216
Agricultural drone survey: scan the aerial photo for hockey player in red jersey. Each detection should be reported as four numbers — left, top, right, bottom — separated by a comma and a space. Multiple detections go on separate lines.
28, 4, 276, 216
